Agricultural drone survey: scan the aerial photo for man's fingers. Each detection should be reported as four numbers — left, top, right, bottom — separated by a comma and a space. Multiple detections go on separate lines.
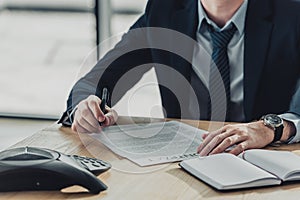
79, 108, 101, 130
229, 142, 248, 155
198, 130, 234, 156
87, 96, 105, 122
102, 108, 118, 126
72, 121, 89, 133
76, 96, 105, 131
197, 127, 226, 153
70, 95, 119, 133
209, 134, 246, 155
77, 102, 102, 131
202, 133, 208, 139
74, 114, 99, 133
71, 124, 77, 132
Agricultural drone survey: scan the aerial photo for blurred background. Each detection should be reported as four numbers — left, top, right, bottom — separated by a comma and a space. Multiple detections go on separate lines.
0, 0, 165, 150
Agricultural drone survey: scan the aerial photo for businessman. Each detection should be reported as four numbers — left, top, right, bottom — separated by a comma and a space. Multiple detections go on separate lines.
59, 0, 300, 156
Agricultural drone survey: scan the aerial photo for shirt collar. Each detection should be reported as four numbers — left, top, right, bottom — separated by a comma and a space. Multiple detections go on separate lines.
198, 0, 248, 35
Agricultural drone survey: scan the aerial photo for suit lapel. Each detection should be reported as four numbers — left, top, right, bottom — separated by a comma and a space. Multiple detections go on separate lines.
169, 0, 274, 121
244, 0, 274, 120
170, 0, 198, 78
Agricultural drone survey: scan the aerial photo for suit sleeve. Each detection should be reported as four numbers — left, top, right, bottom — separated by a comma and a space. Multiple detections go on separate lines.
279, 13, 300, 143
59, 0, 155, 125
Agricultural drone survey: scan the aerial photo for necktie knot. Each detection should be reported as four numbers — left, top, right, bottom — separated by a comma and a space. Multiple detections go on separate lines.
208, 23, 237, 49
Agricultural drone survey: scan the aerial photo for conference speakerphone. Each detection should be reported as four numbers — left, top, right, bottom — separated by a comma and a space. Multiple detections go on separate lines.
0, 146, 111, 194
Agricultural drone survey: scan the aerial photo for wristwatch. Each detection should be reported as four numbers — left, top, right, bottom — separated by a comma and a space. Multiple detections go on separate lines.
260, 114, 284, 143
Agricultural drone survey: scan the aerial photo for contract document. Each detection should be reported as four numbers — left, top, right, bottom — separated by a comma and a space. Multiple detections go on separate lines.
90, 121, 206, 166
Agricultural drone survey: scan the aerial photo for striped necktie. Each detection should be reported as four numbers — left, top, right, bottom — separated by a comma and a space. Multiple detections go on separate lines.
207, 22, 237, 121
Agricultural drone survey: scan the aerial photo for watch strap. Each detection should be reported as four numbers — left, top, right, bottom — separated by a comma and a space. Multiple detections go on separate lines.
273, 124, 284, 143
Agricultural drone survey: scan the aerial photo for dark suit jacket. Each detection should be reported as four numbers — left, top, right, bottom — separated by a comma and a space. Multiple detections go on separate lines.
63, 0, 300, 123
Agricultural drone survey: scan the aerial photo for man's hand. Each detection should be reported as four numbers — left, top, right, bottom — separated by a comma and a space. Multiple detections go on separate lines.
197, 121, 274, 156
71, 95, 118, 133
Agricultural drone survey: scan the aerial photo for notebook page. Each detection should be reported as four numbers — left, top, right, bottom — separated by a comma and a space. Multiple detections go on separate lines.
243, 149, 300, 181
180, 153, 280, 190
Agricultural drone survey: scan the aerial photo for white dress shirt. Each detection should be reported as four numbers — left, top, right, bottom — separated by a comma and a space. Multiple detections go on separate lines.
191, 0, 300, 143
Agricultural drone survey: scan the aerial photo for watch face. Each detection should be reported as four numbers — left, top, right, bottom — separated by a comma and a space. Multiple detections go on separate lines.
265, 114, 283, 127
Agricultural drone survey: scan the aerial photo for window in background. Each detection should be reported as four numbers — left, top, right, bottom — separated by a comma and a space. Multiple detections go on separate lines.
0, 0, 152, 119
0, 0, 95, 119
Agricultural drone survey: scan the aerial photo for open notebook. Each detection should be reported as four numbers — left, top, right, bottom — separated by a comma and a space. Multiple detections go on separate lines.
179, 149, 300, 190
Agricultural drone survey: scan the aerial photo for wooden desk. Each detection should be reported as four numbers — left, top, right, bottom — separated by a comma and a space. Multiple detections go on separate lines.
1, 117, 300, 200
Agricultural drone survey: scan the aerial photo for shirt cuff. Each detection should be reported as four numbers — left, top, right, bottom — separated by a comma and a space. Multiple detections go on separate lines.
58, 106, 78, 127
279, 113, 300, 144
